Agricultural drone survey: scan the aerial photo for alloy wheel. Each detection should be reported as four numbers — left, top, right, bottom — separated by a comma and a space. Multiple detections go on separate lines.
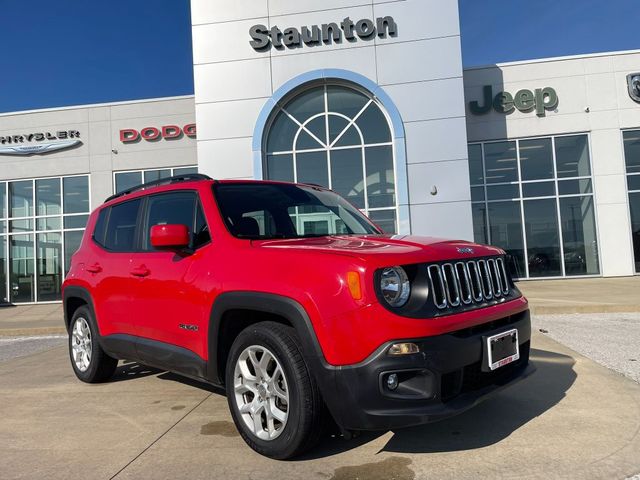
71, 317, 92, 372
233, 345, 289, 441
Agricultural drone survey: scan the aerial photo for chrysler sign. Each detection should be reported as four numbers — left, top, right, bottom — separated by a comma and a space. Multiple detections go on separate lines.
0, 130, 81, 156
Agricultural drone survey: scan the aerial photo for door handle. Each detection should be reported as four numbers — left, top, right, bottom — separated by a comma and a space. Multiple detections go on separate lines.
86, 263, 102, 274
130, 265, 151, 277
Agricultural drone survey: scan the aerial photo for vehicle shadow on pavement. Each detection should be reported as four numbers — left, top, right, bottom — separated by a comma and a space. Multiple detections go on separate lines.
380, 347, 576, 454
297, 348, 576, 459
110, 360, 163, 382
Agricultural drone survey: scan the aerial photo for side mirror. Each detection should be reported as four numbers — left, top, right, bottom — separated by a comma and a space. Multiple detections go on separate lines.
150, 224, 190, 250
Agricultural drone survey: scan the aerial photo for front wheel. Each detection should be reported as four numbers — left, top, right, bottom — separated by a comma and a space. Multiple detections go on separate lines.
225, 321, 324, 459
68, 306, 118, 383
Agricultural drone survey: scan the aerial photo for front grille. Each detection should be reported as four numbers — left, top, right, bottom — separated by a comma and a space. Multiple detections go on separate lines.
428, 257, 510, 310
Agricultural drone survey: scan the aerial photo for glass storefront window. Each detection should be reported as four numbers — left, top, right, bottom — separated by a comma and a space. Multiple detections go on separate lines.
484, 141, 517, 183
623, 130, 640, 273
10, 180, 33, 218
519, 138, 554, 181
469, 134, 599, 278
559, 196, 599, 275
524, 199, 562, 277
555, 135, 591, 177
0, 175, 89, 303
468, 144, 484, 185
630, 193, 640, 273
10, 234, 34, 303
63, 176, 89, 214
487, 201, 526, 278
262, 83, 398, 232
37, 232, 62, 301
114, 166, 198, 194
144, 169, 171, 183
0, 236, 6, 303
0, 183, 6, 219
36, 178, 61, 216
115, 171, 142, 194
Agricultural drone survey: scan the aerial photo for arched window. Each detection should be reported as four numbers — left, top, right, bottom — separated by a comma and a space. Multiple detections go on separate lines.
263, 83, 397, 233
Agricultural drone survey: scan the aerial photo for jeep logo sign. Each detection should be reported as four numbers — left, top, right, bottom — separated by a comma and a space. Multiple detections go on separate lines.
627, 73, 640, 103
249, 16, 397, 51
470, 86, 558, 117
120, 124, 196, 143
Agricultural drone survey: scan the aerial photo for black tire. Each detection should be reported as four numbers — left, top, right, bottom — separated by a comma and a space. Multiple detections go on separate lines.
68, 306, 118, 383
225, 321, 324, 459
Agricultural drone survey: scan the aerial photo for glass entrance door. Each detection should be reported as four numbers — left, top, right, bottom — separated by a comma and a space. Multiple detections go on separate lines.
10, 234, 34, 303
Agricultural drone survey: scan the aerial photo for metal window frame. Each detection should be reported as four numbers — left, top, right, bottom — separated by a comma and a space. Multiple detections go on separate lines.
468, 132, 602, 280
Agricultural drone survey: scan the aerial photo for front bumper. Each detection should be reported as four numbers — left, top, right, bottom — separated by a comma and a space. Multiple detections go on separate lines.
315, 309, 533, 431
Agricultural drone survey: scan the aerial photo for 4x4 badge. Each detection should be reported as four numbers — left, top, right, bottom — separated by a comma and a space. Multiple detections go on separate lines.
179, 324, 199, 332
457, 247, 474, 254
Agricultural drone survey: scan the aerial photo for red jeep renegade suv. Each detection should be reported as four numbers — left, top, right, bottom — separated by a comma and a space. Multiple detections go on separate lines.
62, 174, 533, 459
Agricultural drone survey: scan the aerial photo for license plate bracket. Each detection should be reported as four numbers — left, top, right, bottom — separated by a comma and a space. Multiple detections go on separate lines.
482, 329, 519, 372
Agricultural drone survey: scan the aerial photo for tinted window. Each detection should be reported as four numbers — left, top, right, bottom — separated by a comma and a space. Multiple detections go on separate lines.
104, 199, 141, 252
93, 209, 108, 246
193, 201, 211, 248
144, 192, 195, 250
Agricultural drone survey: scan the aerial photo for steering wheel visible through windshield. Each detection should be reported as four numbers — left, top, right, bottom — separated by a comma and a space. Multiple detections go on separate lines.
212, 182, 382, 239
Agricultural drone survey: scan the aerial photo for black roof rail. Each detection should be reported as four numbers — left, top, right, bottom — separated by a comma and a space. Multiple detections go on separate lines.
105, 173, 213, 203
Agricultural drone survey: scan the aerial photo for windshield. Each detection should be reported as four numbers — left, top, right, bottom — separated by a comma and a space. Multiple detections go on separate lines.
213, 183, 382, 239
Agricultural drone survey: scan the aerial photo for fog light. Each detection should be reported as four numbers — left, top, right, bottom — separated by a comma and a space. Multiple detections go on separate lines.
386, 373, 399, 390
388, 342, 419, 356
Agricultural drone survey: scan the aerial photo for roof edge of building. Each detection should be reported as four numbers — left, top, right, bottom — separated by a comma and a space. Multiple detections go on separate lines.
0, 94, 195, 118
463, 48, 640, 72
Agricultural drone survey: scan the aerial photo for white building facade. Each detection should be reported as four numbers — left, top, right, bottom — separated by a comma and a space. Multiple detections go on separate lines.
465, 50, 640, 279
190, 0, 473, 240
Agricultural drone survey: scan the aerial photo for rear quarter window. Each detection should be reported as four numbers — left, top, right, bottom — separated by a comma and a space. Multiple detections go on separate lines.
92, 208, 109, 246
102, 199, 142, 252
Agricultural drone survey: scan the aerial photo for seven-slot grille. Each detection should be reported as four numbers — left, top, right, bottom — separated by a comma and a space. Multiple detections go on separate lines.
427, 257, 510, 309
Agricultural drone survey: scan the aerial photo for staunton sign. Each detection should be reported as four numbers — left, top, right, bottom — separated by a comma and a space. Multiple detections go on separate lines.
0, 130, 81, 156
249, 16, 397, 51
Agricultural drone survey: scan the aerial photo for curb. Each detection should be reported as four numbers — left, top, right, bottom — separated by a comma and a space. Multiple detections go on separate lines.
530, 305, 640, 315
0, 327, 67, 337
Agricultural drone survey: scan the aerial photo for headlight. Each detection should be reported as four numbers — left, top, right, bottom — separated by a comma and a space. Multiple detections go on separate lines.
380, 266, 411, 307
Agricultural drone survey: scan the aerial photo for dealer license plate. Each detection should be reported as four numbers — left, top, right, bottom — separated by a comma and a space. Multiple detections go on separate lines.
486, 329, 519, 371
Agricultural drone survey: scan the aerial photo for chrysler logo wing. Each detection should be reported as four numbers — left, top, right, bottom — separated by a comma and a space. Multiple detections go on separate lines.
457, 247, 474, 254
0, 139, 82, 156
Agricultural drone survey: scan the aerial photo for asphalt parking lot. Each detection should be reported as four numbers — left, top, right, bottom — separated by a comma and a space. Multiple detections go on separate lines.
2, 330, 640, 480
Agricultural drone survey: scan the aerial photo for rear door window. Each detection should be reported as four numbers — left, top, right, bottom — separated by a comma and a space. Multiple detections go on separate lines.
103, 199, 142, 252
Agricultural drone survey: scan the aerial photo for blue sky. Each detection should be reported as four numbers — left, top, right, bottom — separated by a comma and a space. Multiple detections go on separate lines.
0, 0, 638, 113
0, 0, 194, 113
459, 0, 639, 67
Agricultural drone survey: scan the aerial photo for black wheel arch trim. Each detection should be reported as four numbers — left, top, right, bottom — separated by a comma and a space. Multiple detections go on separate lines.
207, 291, 326, 385
63, 286, 99, 334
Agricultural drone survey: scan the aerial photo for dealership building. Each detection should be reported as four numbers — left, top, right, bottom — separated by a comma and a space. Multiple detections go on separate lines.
0, 0, 639, 304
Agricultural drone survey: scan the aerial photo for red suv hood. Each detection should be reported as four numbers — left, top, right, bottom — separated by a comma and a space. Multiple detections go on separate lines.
253, 235, 503, 264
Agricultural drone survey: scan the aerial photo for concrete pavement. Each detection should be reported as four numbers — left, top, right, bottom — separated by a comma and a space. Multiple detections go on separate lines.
2, 332, 640, 479
518, 276, 640, 314
0, 303, 64, 336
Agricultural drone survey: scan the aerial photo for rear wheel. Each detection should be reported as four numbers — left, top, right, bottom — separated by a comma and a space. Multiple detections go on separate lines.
225, 321, 324, 459
68, 306, 118, 383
